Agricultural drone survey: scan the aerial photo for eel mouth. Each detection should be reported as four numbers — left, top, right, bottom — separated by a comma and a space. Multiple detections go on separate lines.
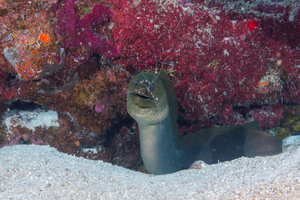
130, 92, 157, 109
132, 93, 153, 100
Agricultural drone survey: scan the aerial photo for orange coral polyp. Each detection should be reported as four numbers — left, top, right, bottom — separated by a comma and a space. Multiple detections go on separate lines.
257, 81, 268, 88
39, 33, 51, 43
16, 63, 21, 72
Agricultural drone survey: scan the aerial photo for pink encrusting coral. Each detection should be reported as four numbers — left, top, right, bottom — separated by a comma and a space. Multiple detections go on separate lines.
2, 126, 45, 147
55, 0, 120, 65
94, 103, 105, 113
105, 0, 300, 131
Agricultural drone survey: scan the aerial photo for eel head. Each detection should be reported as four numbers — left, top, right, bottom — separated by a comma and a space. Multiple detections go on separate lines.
127, 72, 169, 126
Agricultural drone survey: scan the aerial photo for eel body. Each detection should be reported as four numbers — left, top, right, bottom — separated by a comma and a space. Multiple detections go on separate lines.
127, 71, 282, 175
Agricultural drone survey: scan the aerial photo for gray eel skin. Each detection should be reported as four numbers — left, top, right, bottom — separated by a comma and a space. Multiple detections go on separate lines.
127, 71, 282, 175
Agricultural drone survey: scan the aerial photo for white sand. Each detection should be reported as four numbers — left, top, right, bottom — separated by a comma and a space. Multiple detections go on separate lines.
0, 137, 300, 199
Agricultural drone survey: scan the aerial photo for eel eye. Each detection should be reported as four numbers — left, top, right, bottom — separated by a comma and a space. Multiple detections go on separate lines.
134, 82, 138, 88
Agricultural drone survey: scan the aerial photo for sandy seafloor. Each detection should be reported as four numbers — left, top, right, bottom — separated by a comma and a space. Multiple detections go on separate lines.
0, 136, 299, 199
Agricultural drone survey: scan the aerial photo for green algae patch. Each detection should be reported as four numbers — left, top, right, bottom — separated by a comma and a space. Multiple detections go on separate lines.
281, 106, 300, 127
266, 127, 290, 140
292, 121, 300, 132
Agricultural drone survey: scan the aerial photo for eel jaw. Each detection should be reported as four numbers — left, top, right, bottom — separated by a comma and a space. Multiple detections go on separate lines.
131, 92, 156, 109
132, 93, 151, 100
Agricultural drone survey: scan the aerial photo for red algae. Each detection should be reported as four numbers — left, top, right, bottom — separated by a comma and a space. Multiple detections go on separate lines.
104, 0, 300, 132
55, 0, 119, 65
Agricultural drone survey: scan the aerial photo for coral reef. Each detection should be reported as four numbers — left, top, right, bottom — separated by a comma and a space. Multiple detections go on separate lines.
265, 105, 300, 139
0, 105, 141, 170
40, 71, 79, 96
110, 126, 141, 169
0, 0, 132, 169
54, 0, 120, 65
105, 0, 300, 133
69, 66, 128, 134
0, 0, 120, 102
2, 126, 45, 146
252, 104, 284, 129
1, 0, 300, 171
0, 0, 63, 80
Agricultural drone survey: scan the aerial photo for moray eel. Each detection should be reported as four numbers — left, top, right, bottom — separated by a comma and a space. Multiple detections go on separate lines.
127, 71, 282, 175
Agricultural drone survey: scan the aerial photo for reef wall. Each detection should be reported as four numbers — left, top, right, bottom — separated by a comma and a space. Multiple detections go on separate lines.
1, 0, 300, 170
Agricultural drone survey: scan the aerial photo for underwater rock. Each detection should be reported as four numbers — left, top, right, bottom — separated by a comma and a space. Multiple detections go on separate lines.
33, 48, 66, 80
189, 160, 207, 170
3, 47, 19, 69
0, 107, 60, 147
40, 72, 79, 96
1, 2, 63, 80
